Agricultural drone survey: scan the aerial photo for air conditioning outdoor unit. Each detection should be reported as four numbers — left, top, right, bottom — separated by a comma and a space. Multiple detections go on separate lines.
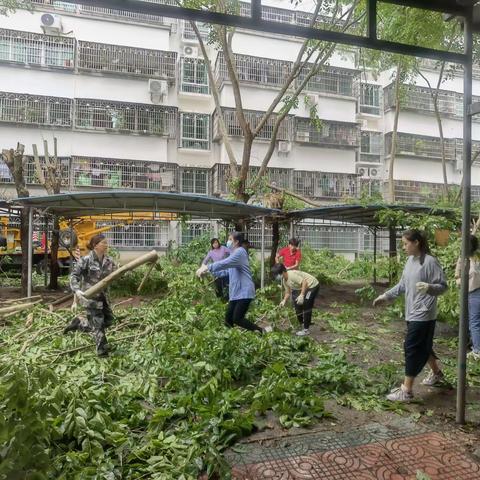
368, 166, 383, 178
357, 166, 369, 178
296, 131, 310, 142
278, 141, 291, 154
305, 94, 318, 106
160, 171, 174, 188
183, 46, 199, 58
148, 79, 168, 104
41, 14, 63, 35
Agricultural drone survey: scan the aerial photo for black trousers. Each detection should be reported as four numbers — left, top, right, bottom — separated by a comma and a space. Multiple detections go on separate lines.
404, 320, 437, 377
225, 299, 262, 332
291, 285, 319, 329
214, 276, 229, 299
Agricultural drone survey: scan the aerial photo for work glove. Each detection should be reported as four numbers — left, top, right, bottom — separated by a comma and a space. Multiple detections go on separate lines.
196, 264, 209, 278
416, 282, 430, 294
75, 290, 86, 301
373, 294, 387, 307
296, 294, 305, 305
279, 299, 287, 308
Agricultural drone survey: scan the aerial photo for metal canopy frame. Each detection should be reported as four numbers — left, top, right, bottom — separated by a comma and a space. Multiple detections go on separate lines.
41, 0, 477, 424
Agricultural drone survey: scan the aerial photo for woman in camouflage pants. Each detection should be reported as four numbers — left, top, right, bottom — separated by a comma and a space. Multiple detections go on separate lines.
65, 234, 116, 356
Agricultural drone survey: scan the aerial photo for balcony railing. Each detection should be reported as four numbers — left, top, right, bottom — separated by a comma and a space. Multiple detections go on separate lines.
0, 28, 75, 69
216, 52, 293, 89
298, 65, 359, 97
213, 108, 294, 141
180, 168, 210, 194
384, 132, 456, 161
78, 41, 176, 80
295, 118, 359, 148
72, 157, 179, 190
31, 0, 173, 26
182, 21, 210, 42
421, 58, 480, 81
0, 92, 72, 127
75, 99, 177, 136
394, 180, 448, 204
294, 171, 359, 199
0, 156, 70, 186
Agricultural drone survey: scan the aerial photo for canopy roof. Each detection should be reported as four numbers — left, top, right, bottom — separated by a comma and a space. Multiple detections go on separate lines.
12, 191, 277, 220
288, 204, 457, 227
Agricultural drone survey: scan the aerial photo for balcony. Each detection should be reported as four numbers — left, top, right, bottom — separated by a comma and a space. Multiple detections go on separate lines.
78, 41, 177, 80
384, 132, 456, 161
294, 171, 359, 199
213, 108, 294, 142
0, 156, 70, 186
455, 138, 480, 165
295, 118, 359, 148
0, 92, 72, 127
0, 28, 74, 69
215, 52, 293, 89
298, 65, 359, 97
71, 157, 179, 191
421, 58, 480, 81
394, 180, 447, 204
75, 99, 177, 136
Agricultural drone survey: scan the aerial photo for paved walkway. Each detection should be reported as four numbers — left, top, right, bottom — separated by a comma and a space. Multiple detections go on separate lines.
227, 419, 480, 479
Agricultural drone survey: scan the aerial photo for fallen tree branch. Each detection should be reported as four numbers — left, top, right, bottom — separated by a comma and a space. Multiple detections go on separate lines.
137, 261, 157, 293
50, 293, 73, 306
0, 300, 42, 317
0, 295, 41, 305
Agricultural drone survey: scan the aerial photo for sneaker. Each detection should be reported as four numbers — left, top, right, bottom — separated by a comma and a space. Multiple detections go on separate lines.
468, 350, 480, 361
263, 326, 273, 333
386, 386, 414, 402
296, 329, 310, 337
421, 370, 445, 387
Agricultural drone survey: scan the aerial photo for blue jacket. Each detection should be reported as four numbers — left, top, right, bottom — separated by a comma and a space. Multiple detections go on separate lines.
208, 247, 255, 301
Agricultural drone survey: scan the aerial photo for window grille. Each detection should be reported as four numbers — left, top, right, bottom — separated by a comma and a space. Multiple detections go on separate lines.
180, 168, 209, 195
181, 221, 214, 244
455, 139, 480, 165
98, 220, 170, 249
214, 108, 294, 141
0, 92, 72, 127
385, 132, 456, 161
293, 171, 359, 199
360, 83, 381, 115
182, 21, 209, 41
394, 180, 445, 204
0, 28, 74, 69
78, 41, 176, 80
180, 113, 210, 150
216, 52, 293, 89
181, 58, 209, 94
0, 156, 69, 186
360, 131, 383, 163
295, 118, 359, 147
71, 156, 179, 191
75, 99, 177, 137
299, 65, 359, 97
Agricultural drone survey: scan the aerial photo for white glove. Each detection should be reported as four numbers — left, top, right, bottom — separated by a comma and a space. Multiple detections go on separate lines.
75, 290, 86, 301
196, 264, 209, 278
416, 282, 430, 294
296, 294, 305, 305
373, 294, 387, 307
279, 299, 287, 307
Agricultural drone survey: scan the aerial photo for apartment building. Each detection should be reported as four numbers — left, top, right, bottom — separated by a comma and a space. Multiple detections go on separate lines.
0, 1, 475, 254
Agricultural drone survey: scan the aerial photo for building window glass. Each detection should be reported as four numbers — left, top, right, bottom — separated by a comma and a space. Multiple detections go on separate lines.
180, 112, 210, 150
360, 83, 381, 115
181, 168, 208, 195
181, 57, 209, 94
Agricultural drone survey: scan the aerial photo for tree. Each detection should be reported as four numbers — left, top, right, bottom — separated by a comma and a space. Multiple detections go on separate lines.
1, 143, 29, 296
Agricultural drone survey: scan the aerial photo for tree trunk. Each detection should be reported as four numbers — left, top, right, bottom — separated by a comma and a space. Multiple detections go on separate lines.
237, 135, 253, 202
270, 220, 280, 268
388, 66, 402, 203
433, 96, 449, 200
48, 216, 60, 290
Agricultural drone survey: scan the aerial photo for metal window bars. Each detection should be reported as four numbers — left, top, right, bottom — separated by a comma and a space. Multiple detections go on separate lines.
360, 131, 383, 163
215, 52, 293, 89
384, 132, 456, 161
71, 156, 179, 191
295, 118, 359, 148
75, 99, 177, 137
181, 58, 209, 94
0, 156, 70, 186
180, 113, 210, 150
420, 58, 480, 81
182, 20, 210, 41
180, 168, 209, 194
360, 83, 381, 115
394, 180, 446, 204
0, 28, 75, 69
293, 170, 359, 199
181, 221, 214, 245
78, 41, 177, 80
213, 108, 294, 141
455, 139, 480, 165
97, 220, 170, 249
0, 92, 72, 127
298, 65, 359, 97
30, 0, 173, 26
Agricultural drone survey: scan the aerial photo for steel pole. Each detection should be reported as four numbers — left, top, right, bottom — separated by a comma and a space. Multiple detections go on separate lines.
27, 208, 33, 298
373, 228, 377, 285
456, 10, 473, 425
260, 216, 265, 289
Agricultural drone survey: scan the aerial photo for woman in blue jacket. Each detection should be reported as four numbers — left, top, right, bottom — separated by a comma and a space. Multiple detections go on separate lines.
197, 231, 270, 333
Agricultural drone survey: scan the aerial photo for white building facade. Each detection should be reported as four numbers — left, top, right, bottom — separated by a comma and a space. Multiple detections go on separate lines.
0, 1, 476, 254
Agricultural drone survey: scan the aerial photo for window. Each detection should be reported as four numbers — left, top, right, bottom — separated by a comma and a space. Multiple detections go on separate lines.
181, 168, 208, 195
180, 112, 210, 150
181, 222, 212, 244
360, 131, 382, 163
360, 84, 381, 115
181, 58, 209, 94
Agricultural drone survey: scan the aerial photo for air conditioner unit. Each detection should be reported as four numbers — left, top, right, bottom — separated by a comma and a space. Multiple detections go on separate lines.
296, 131, 310, 142
305, 94, 318, 106
183, 46, 199, 58
148, 79, 168, 104
278, 141, 291, 154
41, 13, 63, 34
360, 119, 368, 129
159, 171, 174, 188
368, 166, 383, 179
357, 166, 369, 178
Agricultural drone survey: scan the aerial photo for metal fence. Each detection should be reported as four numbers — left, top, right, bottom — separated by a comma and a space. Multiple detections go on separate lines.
394, 180, 447, 204
180, 57, 209, 94
213, 108, 294, 141
180, 168, 209, 195
0, 28, 75, 69
0, 91, 72, 127
295, 118, 359, 147
98, 220, 170, 249
182, 21, 210, 41
181, 221, 214, 244
360, 83, 381, 115
384, 132, 456, 161
75, 99, 177, 136
180, 112, 210, 150
78, 41, 176, 80
360, 131, 383, 163
293, 171, 359, 199
0, 156, 70, 186
298, 65, 359, 97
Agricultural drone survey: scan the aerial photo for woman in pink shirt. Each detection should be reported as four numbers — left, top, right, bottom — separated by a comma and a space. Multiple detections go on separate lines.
203, 238, 230, 299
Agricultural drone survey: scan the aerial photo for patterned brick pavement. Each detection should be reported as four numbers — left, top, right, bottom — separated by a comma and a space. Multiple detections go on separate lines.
227, 420, 480, 479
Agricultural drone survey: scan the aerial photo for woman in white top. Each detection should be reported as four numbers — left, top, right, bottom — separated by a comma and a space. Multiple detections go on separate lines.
455, 234, 480, 360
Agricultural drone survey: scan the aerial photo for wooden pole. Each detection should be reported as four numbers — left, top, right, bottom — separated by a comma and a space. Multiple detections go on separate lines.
137, 260, 157, 293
